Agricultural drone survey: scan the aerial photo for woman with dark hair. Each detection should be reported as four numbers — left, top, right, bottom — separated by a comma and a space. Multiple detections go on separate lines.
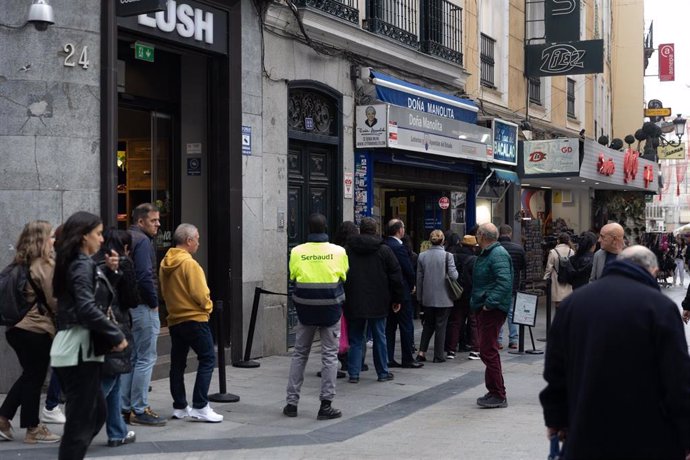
0, 221, 61, 444
50, 212, 127, 460
333, 221, 358, 248
570, 231, 597, 289
95, 229, 138, 447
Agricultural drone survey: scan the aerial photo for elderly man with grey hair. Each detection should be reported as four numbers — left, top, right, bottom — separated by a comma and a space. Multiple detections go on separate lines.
541, 245, 690, 459
470, 223, 514, 409
159, 224, 226, 423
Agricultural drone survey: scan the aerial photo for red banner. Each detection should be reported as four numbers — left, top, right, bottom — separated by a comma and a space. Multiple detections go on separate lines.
659, 43, 675, 82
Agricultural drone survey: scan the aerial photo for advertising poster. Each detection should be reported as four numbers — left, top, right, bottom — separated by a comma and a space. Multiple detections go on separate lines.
355, 105, 387, 148
522, 139, 580, 174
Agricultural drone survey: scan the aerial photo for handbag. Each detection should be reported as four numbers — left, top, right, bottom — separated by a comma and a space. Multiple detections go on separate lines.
91, 266, 119, 356
445, 253, 463, 301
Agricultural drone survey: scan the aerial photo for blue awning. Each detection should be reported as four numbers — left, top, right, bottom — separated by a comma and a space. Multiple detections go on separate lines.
369, 70, 478, 124
492, 168, 520, 184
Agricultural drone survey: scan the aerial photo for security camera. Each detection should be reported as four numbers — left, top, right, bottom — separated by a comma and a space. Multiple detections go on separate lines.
27, 0, 54, 31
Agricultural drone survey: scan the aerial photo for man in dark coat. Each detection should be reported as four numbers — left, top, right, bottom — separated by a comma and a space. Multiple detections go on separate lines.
384, 219, 423, 369
498, 224, 526, 349
344, 218, 404, 383
540, 245, 690, 459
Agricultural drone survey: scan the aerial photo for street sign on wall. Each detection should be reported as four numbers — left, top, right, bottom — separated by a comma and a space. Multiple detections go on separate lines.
525, 40, 604, 78
644, 107, 672, 117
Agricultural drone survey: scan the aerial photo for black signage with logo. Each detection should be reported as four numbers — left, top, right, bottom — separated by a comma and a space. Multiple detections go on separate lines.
118, 0, 228, 55
117, 0, 167, 17
525, 40, 604, 78
545, 0, 580, 43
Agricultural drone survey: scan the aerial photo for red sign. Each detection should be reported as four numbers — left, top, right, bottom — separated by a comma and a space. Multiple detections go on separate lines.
438, 196, 450, 210
659, 44, 675, 82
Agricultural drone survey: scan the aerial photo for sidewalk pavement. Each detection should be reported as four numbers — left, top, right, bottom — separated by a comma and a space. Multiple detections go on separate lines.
1, 283, 688, 460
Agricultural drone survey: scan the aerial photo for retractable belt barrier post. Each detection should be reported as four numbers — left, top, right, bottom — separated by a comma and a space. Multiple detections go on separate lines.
209, 300, 240, 403
233, 287, 288, 369
538, 278, 552, 343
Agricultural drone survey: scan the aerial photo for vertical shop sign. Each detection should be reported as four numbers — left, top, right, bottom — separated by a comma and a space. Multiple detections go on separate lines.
544, 0, 580, 43
659, 44, 675, 82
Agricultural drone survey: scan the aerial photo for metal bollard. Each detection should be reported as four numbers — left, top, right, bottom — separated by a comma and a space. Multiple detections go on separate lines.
209, 300, 240, 403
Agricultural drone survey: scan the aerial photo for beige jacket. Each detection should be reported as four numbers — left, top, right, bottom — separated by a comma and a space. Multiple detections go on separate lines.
544, 244, 574, 302
15, 258, 58, 336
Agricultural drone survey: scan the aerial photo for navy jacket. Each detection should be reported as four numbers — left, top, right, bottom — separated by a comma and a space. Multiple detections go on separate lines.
541, 260, 690, 459
129, 225, 158, 309
498, 236, 526, 294
384, 237, 415, 291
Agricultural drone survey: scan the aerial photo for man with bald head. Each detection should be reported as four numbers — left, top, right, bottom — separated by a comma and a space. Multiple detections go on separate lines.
541, 245, 690, 459
589, 222, 625, 282
470, 223, 514, 409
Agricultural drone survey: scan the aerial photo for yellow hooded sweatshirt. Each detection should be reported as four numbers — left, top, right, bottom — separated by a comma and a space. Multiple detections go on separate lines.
159, 247, 213, 326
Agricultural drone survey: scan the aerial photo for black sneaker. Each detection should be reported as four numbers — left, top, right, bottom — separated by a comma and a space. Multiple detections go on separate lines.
477, 395, 508, 409
446, 351, 456, 359
121, 410, 131, 425
283, 404, 297, 417
316, 371, 347, 379
377, 372, 394, 382
476, 393, 491, 406
130, 407, 166, 426
317, 401, 342, 420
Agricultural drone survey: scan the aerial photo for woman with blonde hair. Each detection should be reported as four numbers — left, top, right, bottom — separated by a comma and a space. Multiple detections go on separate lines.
0, 221, 61, 444
415, 229, 459, 363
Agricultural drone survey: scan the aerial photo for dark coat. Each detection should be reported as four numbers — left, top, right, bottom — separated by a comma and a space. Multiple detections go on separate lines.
540, 261, 690, 460
129, 225, 159, 308
56, 254, 125, 352
498, 236, 526, 294
344, 234, 404, 319
455, 247, 477, 305
569, 251, 594, 290
384, 237, 415, 291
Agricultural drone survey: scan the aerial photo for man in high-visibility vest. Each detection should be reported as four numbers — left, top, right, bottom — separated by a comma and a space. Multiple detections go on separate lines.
284, 213, 349, 420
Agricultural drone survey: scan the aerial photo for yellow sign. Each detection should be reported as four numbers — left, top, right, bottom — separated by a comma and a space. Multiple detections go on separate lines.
658, 143, 686, 160
644, 107, 672, 117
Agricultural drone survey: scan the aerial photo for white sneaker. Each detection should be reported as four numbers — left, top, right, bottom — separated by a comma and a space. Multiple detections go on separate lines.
171, 406, 192, 420
189, 405, 223, 423
40, 406, 66, 424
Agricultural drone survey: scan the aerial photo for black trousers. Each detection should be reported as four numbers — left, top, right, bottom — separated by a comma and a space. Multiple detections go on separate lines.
419, 307, 452, 361
0, 328, 52, 428
55, 360, 105, 460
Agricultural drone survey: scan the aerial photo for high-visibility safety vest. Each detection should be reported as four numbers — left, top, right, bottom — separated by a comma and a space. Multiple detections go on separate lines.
289, 241, 349, 326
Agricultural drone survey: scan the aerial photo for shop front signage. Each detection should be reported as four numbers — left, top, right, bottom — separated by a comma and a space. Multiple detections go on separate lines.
579, 140, 658, 193
659, 44, 675, 82
355, 105, 387, 148
522, 139, 579, 175
492, 119, 518, 166
544, 0, 580, 43
525, 40, 604, 78
438, 196, 450, 209
117, 0, 167, 17
118, 0, 228, 55
658, 143, 685, 160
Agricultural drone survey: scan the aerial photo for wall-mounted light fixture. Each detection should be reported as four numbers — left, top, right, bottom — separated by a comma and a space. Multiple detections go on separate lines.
520, 119, 533, 141
27, 0, 54, 31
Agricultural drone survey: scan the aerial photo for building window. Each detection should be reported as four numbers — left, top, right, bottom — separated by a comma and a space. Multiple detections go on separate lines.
480, 33, 496, 88
528, 77, 542, 105
294, 0, 359, 24
366, 0, 419, 49
567, 78, 576, 118
421, 0, 463, 65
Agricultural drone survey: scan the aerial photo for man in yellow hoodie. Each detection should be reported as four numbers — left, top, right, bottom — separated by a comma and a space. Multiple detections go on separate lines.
159, 223, 222, 423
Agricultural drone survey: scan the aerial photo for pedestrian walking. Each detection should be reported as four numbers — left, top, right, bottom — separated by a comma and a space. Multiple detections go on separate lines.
543, 233, 574, 309
343, 217, 404, 383
471, 223, 513, 409
541, 246, 690, 459
50, 212, 127, 460
121, 203, 166, 426
569, 231, 597, 289
415, 230, 458, 363
95, 229, 137, 447
284, 213, 349, 420
0, 221, 61, 444
160, 223, 225, 423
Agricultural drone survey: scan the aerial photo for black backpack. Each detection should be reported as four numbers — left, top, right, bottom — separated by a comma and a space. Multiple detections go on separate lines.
0, 263, 47, 326
554, 248, 576, 285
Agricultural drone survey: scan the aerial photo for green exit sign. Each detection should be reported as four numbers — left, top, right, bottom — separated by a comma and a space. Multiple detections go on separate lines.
135, 42, 154, 62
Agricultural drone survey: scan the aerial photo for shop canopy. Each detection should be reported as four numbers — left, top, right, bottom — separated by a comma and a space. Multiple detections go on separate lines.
476, 167, 520, 202
368, 70, 478, 124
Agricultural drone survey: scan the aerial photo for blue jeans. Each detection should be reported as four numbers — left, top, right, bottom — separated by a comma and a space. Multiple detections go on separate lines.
45, 370, 61, 410
169, 321, 216, 410
498, 296, 518, 345
348, 318, 387, 379
121, 306, 160, 414
102, 376, 127, 441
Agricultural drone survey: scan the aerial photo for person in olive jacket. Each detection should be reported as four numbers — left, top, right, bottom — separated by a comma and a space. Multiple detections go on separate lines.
344, 218, 404, 383
470, 223, 513, 409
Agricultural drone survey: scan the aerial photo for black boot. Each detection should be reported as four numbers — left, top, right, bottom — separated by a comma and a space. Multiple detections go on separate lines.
317, 400, 342, 420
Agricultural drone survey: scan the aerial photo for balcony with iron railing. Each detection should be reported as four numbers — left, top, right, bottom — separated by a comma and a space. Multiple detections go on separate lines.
420, 0, 462, 64
294, 0, 359, 24
366, 0, 420, 49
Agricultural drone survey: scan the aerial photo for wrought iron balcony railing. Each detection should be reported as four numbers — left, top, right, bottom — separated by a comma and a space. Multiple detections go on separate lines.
420, 0, 462, 64
365, 0, 420, 49
294, 0, 359, 24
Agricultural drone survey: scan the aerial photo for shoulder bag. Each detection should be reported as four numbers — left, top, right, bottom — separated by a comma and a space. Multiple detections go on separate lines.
444, 253, 463, 301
